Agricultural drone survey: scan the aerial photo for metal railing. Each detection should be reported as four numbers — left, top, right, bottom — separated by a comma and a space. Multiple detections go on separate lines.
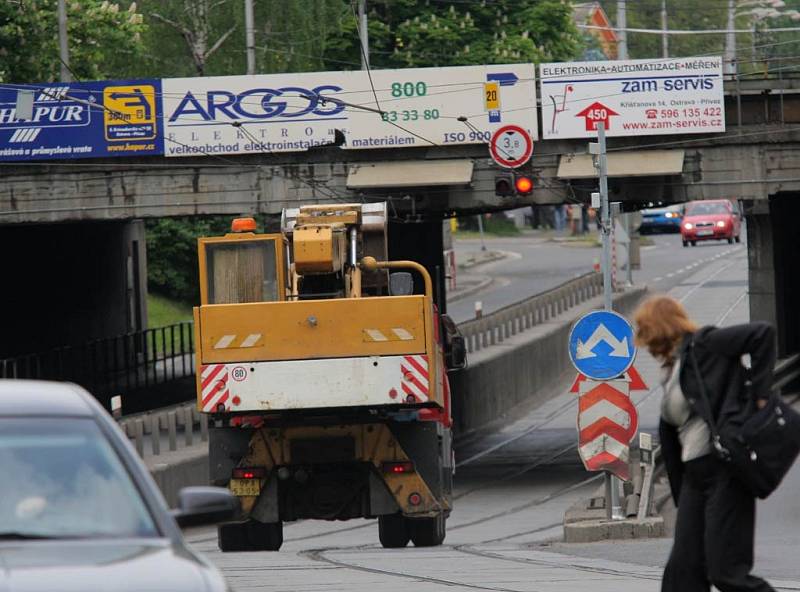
0, 321, 195, 407
458, 272, 603, 354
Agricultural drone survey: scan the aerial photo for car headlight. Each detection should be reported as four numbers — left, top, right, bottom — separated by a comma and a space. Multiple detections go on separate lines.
684, 223, 693, 230
665, 212, 675, 218
716, 220, 726, 228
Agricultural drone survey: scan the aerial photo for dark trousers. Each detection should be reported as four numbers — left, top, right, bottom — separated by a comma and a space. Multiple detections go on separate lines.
662, 455, 773, 592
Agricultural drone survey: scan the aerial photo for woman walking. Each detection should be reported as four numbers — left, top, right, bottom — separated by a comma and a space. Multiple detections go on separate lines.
633, 295, 776, 592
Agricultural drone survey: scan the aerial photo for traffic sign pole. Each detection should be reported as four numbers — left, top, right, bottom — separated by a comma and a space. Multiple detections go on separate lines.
593, 122, 624, 520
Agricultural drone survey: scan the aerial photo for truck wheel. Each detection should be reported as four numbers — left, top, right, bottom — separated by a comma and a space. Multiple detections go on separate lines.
409, 513, 446, 547
682, 240, 688, 247
735, 235, 741, 243
218, 520, 283, 552
727, 237, 734, 244
378, 513, 410, 548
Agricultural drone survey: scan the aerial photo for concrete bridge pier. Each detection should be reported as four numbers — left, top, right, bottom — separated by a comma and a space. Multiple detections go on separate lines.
0, 219, 147, 358
745, 193, 800, 357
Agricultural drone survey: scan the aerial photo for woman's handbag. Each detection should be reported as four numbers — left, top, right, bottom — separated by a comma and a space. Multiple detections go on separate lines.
688, 339, 800, 499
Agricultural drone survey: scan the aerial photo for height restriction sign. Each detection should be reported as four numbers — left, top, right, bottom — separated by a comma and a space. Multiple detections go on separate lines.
489, 124, 533, 169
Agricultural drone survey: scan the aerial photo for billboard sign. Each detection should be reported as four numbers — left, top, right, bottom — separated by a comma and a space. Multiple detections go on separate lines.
340, 64, 537, 150
161, 64, 537, 157
540, 57, 724, 139
0, 80, 163, 161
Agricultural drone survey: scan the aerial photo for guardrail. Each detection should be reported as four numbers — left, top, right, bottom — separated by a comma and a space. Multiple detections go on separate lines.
118, 404, 209, 460
458, 272, 603, 354
0, 321, 195, 408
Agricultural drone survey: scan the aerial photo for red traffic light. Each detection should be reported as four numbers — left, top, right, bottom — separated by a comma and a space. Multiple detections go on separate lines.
515, 175, 533, 195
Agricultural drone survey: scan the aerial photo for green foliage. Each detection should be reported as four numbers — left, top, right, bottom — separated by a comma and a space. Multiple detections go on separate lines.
0, 0, 146, 83
145, 216, 232, 305
599, 0, 800, 75
147, 292, 193, 328
325, 0, 583, 69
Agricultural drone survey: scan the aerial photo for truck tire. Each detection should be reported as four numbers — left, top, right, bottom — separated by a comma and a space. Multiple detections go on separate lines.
378, 513, 410, 548
409, 513, 446, 547
218, 520, 283, 552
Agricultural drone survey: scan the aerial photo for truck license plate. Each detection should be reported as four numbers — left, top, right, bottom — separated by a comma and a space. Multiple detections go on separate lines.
230, 478, 261, 496
697, 230, 713, 236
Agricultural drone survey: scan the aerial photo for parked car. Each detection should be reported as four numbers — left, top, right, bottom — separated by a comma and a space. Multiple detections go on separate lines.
680, 199, 742, 247
0, 380, 237, 592
638, 204, 684, 234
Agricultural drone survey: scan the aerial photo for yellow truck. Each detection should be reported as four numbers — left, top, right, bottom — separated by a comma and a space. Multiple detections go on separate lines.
193, 203, 465, 551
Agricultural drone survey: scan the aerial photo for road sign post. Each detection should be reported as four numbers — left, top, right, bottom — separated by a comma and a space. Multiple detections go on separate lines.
591, 122, 625, 520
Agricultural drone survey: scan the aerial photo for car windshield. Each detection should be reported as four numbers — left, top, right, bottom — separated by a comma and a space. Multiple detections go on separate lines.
0, 418, 158, 539
686, 202, 729, 216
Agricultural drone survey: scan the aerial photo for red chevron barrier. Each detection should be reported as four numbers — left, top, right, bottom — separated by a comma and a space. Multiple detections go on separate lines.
577, 380, 638, 481
569, 365, 648, 393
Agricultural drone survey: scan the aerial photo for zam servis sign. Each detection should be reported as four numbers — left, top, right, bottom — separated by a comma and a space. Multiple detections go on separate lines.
539, 57, 725, 139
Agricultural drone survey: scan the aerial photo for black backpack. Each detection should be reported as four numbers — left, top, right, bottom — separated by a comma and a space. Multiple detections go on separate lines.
688, 338, 800, 499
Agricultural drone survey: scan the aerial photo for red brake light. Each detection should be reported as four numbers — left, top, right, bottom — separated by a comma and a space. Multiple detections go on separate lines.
232, 467, 266, 480
382, 461, 415, 474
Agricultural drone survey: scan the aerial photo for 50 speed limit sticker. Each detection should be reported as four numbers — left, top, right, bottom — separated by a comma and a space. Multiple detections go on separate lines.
489, 124, 533, 168
231, 366, 248, 382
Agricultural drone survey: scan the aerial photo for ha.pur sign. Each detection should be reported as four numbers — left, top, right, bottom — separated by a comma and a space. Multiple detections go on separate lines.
539, 56, 725, 139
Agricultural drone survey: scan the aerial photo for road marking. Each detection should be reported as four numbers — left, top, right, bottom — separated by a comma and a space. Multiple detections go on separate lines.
653, 276, 662, 281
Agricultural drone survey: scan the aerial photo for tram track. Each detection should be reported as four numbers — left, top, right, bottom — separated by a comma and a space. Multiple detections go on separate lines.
195, 253, 748, 549
288, 254, 756, 589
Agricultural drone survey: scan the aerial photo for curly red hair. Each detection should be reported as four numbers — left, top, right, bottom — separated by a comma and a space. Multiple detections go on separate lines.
634, 295, 698, 363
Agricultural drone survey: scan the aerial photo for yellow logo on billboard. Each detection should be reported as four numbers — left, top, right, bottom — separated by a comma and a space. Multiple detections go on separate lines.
103, 85, 156, 141
484, 82, 500, 111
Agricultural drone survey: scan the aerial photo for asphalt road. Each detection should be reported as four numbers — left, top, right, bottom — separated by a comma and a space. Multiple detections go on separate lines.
447, 230, 743, 323
185, 230, 800, 591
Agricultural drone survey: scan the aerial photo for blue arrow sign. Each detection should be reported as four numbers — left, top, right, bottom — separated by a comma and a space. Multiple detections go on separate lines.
486, 72, 519, 87
568, 311, 636, 380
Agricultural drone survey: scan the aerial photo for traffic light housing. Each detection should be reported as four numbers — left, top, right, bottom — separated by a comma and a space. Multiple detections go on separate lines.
495, 173, 533, 197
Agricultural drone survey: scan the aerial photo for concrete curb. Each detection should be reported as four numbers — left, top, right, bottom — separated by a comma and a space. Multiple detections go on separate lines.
457, 250, 508, 270
563, 516, 665, 543
447, 276, 493, 304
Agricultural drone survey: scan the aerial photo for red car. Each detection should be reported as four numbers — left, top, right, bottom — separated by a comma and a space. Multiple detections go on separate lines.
680, 200, 742, 247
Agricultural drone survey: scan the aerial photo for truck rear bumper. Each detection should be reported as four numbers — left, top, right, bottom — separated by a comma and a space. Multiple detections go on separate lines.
199, 354, 433, 413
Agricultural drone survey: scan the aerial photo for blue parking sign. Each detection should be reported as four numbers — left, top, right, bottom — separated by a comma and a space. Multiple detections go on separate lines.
568, 311, 636, 380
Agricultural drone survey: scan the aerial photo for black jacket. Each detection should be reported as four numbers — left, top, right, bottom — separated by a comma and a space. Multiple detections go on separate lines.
659, 321, 776, 504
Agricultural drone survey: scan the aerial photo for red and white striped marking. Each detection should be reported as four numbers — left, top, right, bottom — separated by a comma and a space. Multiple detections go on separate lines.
577, 380, 638, 481
400, 354, 429, 402
200, 363, 229, 412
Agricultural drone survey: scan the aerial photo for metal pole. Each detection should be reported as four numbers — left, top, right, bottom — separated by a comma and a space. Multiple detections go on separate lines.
725, 0, 736, 77
477, 215, 487, 252
245, 0, 256, 75
358, 0, 369, 70
661, 0, 669, 58
598, 123, 612, 312
597, 123, 623, 520
617, 0, 628, 60
57, 0, 71, 82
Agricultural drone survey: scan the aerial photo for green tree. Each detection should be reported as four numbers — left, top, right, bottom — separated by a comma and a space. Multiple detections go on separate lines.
324, 0, 583, 70
0, 0, 146, 83
145, 216, 232, 304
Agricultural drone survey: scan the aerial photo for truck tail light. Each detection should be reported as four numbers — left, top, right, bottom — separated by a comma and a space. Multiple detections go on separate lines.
382, 461, 415, 474
232, 467, 266, 480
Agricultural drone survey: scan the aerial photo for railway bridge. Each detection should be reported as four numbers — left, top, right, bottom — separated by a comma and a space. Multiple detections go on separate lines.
1, 76, 798, 409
